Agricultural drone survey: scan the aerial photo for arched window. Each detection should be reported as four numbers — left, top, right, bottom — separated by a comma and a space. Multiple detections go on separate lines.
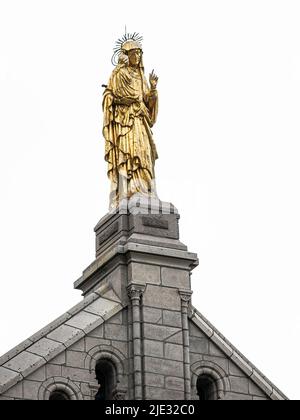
95, 359, 116, 400
49, 391, 70, 401
197, 375, 218, 401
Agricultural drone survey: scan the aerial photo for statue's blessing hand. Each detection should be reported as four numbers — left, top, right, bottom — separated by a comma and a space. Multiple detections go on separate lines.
149, 70, 159, 89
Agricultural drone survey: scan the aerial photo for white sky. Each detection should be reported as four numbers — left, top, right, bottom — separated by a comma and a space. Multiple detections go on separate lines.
0, 0, 299, 400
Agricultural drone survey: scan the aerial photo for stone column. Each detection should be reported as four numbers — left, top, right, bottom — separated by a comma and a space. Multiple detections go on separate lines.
179, 290, 193, 400
127, 284, 145, 400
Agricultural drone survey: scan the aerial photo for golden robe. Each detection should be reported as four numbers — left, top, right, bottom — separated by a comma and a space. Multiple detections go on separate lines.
103, 64, 158, 208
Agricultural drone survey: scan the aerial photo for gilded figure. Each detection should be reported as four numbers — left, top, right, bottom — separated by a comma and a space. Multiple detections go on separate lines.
103, 33, 159, 209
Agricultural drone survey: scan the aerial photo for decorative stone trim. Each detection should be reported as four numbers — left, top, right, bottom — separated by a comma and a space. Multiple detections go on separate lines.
127, 285, 145, 301
179, 290, 193, 307
38, 377, 83, 401
84, 345, 127, 391
85, 345, 125, 374
112, 388, 127, 400
190, 360, 230, 400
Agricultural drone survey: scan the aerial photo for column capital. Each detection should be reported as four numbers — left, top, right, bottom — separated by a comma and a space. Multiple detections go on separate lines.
112, 388, 127, 400
179, 290, 193, 304
127, 284, 145, 301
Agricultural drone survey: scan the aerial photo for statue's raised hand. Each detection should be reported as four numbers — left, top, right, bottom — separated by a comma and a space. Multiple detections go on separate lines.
149, 70, 158, 90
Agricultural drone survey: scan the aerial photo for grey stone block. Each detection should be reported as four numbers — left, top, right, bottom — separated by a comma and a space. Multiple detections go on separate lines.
104, 324, 127, 341
190, 337, 209, 354
27, 338, 64, 362
165, 343, 183, 362
210, 334, 233, 357
165, 376, 185, 391
85, 337, 111, 352
4, 352, 44, 378
47, 325, 84, 348
144, 324, 181, 342
230, 352, 253, 377
69, 338, 85, 352
161, 268, 190, 289
250, 371, 273, 397
144, 357, 184, 377
143, 307, 162, 324
101, 303, 123, 323
81, 382, 93, 398
111, 341, 128, 357
226, 392, 252, 401
230, 376, 249, 394
46, 364, 62, 378
108, 312, 123, 325
125, 242, 198, 268
66, 311, 102, 334
128, 233, 187, 252
87, 324, 104, 339
0, 339, 34, 366
249, 380, 268, 398
27, 366, 46, 382
166, 331, 183, 345
229, 361, 244, 377
29, 314, 73, 345
3, 381, 23, 399
0, 367, 22, 394
62, 366, 95, 383
129, 212, 180, 240
50, 353, 66, 366
130, 263, 161, 285
101, 287, 122, 304
189, 353, 204, 366
163, 310, 182, 328
92, 267, 124, 302
189, 322, 206, 338
85, 297, 119, 318
146, 386, 184, 401
143, 285, 181, 311
66, 351, 86, 369
23, 380, 41, 400
190, 314, 214, 339
270, 389, 285, 401
144, 373, 165, 388
202, 355, 229, 374
209, 342, 226, 357
144, 340, 164, 358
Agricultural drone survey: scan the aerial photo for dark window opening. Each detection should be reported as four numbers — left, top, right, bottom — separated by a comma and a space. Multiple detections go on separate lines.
95, 360, 116, 401
49, 391, 70, 401
197, 375, 218, 401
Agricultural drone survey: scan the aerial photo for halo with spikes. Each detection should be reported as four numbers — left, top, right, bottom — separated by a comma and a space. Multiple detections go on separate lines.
111, 32, 143, 66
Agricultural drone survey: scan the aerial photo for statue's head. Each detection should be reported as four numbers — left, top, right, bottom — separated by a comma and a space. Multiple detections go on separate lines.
127, 49, 142, 67
112, 33, 144, 68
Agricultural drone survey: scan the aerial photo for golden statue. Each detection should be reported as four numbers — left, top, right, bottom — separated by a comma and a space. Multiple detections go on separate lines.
103, 33, 159, 209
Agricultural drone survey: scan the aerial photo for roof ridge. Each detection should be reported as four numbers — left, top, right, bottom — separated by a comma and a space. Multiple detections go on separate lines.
0, 284, 124, 395
0, 292, 98, 367
189, 306, 288, 401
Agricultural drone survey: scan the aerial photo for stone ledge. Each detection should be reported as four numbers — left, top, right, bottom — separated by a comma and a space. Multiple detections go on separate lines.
4, 352, 44, 380
0, 367, 22, 395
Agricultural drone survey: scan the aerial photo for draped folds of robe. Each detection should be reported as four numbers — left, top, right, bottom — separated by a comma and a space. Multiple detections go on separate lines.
103, 63, 159, 208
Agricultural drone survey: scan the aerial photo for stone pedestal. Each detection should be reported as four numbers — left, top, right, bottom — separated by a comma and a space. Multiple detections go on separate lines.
74, 196, 199, 400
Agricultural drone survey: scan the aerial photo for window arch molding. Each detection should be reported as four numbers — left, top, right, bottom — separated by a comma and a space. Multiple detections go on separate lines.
84, 345, 127, 396
38, 377, 83, 401
84, 345, 126, 381
191, 361, 230, 400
